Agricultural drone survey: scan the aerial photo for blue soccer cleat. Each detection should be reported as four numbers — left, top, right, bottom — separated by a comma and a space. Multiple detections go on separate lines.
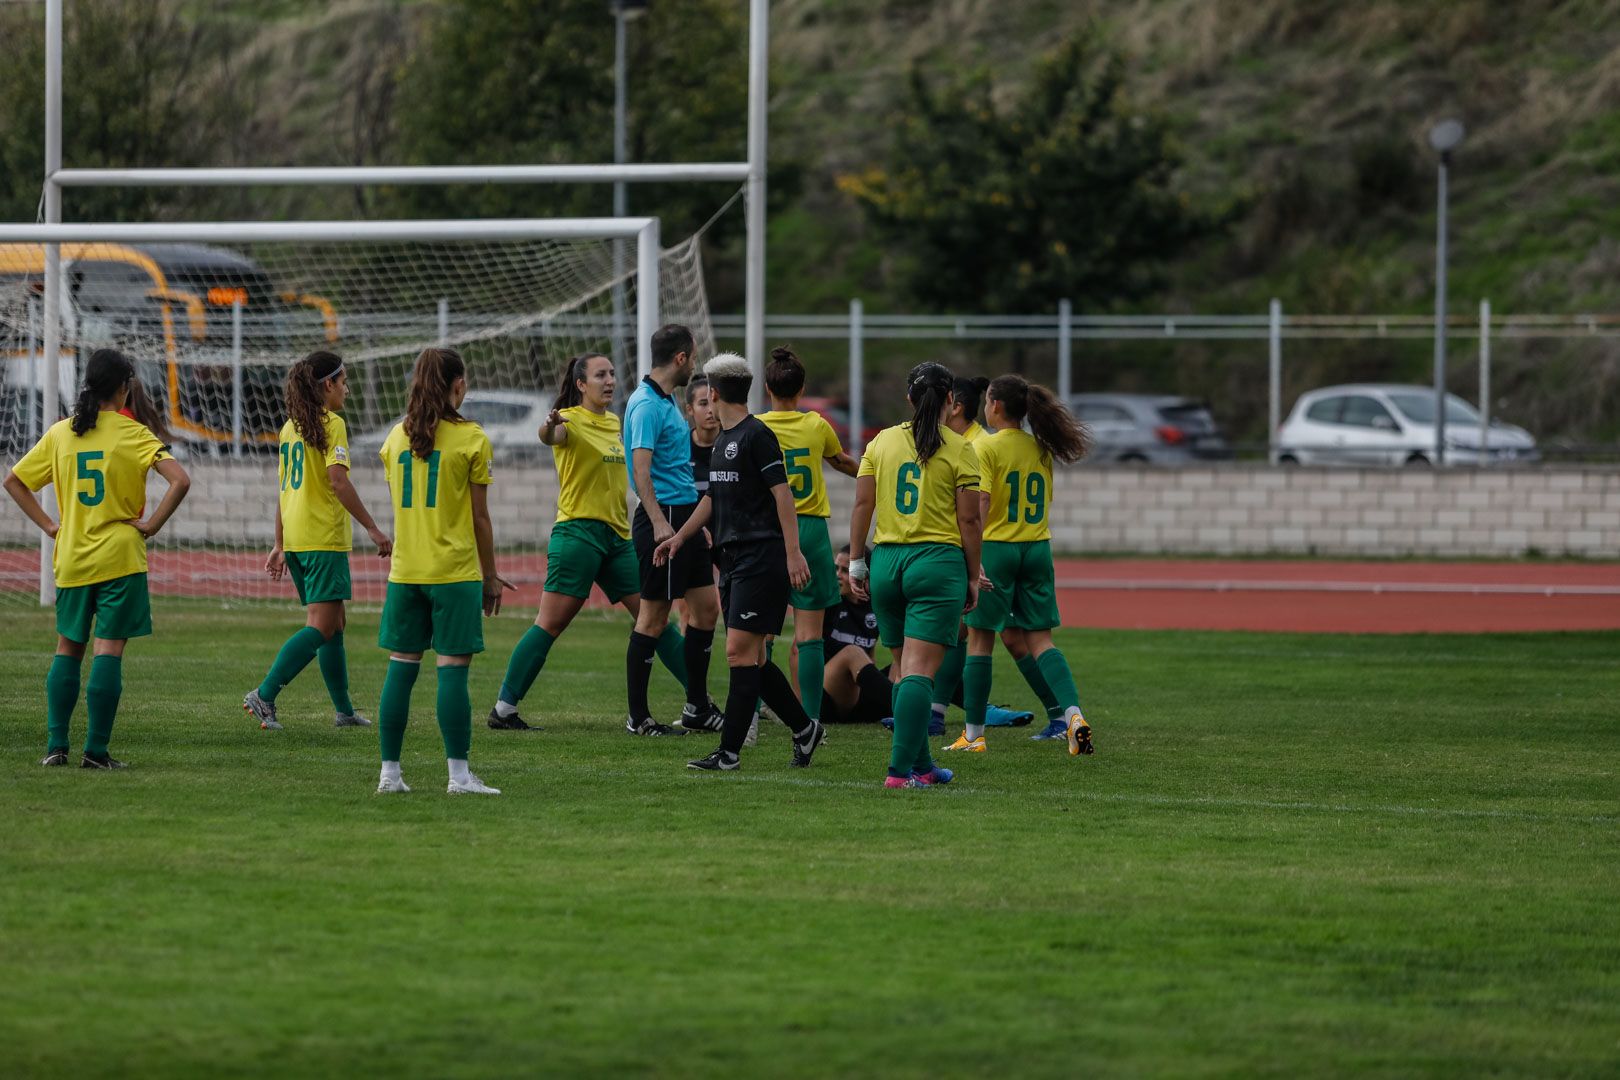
1030, 717, 1067, 741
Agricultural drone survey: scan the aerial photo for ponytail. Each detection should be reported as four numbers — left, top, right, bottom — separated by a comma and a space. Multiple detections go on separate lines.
906, 362, 955, 464
71, 348, 135, 437
285, 350, 343, 454
765, 345, 806, 400
988, 374, 1090, 464
554, 352, 606, 411
404, 346, 466, 460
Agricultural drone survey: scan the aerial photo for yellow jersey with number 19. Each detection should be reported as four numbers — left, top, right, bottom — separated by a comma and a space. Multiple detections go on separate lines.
11, 414, 172, 588
278, 411, 353, 553
857, 422, 979, 547
758, 409, 844, 518
976, 427, 1053, 543
553, 406, 630, 538
380, 419, 493, 585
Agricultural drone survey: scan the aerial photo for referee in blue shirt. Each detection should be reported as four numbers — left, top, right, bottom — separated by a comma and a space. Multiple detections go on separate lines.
623, 324, 724, 736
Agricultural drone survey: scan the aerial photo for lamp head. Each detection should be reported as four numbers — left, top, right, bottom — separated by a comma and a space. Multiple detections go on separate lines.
1428, 119, 1465, 154
610, 0, 649, 18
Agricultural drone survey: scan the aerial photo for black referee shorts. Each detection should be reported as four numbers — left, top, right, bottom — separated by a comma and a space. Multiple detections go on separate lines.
717, 542, 790, 637
633, 501, 716, 602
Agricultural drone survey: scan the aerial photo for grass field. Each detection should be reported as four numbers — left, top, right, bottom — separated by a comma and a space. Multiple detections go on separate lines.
2, 605, 1617, 1077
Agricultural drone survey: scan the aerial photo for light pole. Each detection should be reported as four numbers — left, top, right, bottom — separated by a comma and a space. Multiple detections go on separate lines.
611, 0, 648, 407
1428, 118, 1464, 466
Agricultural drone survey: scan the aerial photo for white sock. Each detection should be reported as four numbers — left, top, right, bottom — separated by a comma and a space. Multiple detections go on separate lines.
494, 700, 519, 718
965, 723, 985, 741
380, 761, 402, 782
1066, 706, 1085, 724
931, 703, 947, 721
448, 758, 471, 782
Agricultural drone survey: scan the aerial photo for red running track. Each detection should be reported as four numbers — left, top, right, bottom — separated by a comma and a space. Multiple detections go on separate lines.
2, 551, 1616, 634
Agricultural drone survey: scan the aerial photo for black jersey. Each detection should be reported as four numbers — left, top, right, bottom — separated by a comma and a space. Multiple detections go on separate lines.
824, 598, 879, 659
690, 435, 714, 495
707, 414, 787, 550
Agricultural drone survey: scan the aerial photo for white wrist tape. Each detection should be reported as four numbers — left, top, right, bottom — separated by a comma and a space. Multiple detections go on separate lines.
848, 557, 869, 580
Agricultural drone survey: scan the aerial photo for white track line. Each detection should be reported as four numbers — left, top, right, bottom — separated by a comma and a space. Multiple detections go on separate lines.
1053, 577, 1620, 597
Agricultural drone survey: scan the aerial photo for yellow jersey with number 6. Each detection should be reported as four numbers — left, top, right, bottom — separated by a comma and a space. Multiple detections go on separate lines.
857, 422, 979, 547
975, 428, 1053, 543
758, 409, 844, 518
11, 413, 172, 588
278, 411, 353, 553
380, 419, 492, 585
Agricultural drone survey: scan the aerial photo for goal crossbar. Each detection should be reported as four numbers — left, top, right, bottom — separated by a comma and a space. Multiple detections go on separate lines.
53, 164, 750, 188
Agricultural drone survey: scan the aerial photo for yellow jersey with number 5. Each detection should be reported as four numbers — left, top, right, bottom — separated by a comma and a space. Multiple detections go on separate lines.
11, 414, 172, 588
857, 422, 979, 547
278, 411, 353, 553
975, 427, 1053, 543
758, 409, 844, 518
380, 419, 492, 585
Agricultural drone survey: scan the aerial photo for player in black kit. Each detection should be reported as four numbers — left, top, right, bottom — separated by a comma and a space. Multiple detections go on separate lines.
653, 354, 827, 771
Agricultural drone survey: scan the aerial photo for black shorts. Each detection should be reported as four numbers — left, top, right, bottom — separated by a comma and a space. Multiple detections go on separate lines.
634, 502, 715, 602
822, 661, 892, 724
717, 542, 789, 637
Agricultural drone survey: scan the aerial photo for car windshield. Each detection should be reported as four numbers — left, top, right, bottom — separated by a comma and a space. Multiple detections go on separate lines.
1157, 401, 1217, 434
1386, 392, 1480, 424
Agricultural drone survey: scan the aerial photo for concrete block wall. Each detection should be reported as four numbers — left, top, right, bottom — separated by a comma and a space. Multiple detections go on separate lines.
2, 460, 1617, 559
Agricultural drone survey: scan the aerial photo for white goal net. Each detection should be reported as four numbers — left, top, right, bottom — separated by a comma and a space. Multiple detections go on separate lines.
0, 223, 716, 608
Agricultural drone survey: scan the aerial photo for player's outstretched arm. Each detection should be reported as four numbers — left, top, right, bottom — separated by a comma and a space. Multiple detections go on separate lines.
827, 450, 860, 477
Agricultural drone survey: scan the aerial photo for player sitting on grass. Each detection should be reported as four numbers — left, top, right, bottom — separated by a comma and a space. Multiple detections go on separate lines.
374, 347, 512, 796
245, 351, 391, 731
487, 352, 687, 731
654, 354, 826, 772
4, 348, 191, 769
849, 362, 982, 788
954, 374, 1094, 755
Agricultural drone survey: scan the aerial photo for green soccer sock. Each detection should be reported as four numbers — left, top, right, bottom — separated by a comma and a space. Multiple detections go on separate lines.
317, 631, 354, 715
84, 655, 122, 758
1016, 652, 1064, 720
498, 625, 556, 706
436, 664, 472, 761
962, 655, 993, 740
45, 653, 82, 753
1034, 647, 1083, 714
891, 674, 933, 777
796, 639, 825, 722
655, 624, 688, 690
931, 640, 966, 711
378, 658, 420, 762
257, 626, 327, 703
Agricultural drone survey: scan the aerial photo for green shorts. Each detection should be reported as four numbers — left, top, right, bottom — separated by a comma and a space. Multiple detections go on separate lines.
966, 540, 1061, 632
791, 515, 841, 611
545, 519, 641, 602
55, 572, 152, 643
379, 580, 485, 656
285, 549, 353, 605
869, 543, 967, 648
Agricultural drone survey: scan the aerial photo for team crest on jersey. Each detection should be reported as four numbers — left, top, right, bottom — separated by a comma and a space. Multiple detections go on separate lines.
332, 445, 348, 464
865, 612, 878, 629
724, 442, 739, 460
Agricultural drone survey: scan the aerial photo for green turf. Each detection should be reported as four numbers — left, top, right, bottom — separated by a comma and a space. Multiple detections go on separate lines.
2, 605, 1617, 1077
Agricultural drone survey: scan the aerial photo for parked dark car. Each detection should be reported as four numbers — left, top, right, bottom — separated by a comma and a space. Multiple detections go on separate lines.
1066, 393, 1233, 464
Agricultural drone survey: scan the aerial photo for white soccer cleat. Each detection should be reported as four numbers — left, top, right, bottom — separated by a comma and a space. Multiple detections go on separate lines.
376, 775, 412, 794
744, 710, 759, 747
447, 772, 501, 796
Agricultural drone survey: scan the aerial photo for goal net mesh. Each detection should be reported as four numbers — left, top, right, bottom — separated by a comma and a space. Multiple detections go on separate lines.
0, 227, 715, 608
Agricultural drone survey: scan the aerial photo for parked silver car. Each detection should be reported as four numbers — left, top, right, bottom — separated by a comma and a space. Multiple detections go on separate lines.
1067, 393, 1233, 464
352, 389, 554, 464
1276, 383, 1538, 466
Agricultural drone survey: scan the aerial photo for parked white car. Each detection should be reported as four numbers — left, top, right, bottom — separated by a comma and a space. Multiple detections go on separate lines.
1277, 384, 1538, 467
351, 389, 553, 464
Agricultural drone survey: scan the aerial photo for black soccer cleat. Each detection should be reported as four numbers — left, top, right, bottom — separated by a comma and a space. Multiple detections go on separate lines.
790, 719, 826, 769
686, 749, 739, 771
40, 749, 69, 767
627, 716, 688, 737
678, 700, 726, 733
80, 753, 127, 770
487, 707, 538, 731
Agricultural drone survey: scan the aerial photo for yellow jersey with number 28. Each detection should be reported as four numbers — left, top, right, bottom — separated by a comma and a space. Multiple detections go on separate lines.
857, 422, 979, 547
380, 419, 492, 585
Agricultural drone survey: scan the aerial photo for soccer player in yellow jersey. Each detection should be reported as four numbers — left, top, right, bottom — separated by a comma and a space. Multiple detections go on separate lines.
849, 362, 983, 788
4, 349, 190, 768
374, 347, 511, 796
487, 353, 688, 730
956, 374, 1095, 755
758, 346, 857, 724
244, 352, 392, 731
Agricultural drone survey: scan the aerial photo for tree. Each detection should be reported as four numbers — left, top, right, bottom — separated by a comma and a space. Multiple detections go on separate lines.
838, 28, 1218, 314
388, 0, 749, 242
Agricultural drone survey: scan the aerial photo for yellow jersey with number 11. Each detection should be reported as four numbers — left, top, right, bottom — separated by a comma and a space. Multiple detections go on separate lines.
380, 419, 492, 585
857, 422, 979, 547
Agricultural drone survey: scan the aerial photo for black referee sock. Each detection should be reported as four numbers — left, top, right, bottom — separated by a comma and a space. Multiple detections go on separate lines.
719, 663, 763, 755
626, 631, 659, 723
683, 626, 715, 709
759, 660, 815, 738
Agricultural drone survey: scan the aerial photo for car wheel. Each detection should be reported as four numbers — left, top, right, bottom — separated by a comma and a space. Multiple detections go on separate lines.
1119, 453, 1148, 464
1404, 453, 1432, 468
1277, 454, 1299, 466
